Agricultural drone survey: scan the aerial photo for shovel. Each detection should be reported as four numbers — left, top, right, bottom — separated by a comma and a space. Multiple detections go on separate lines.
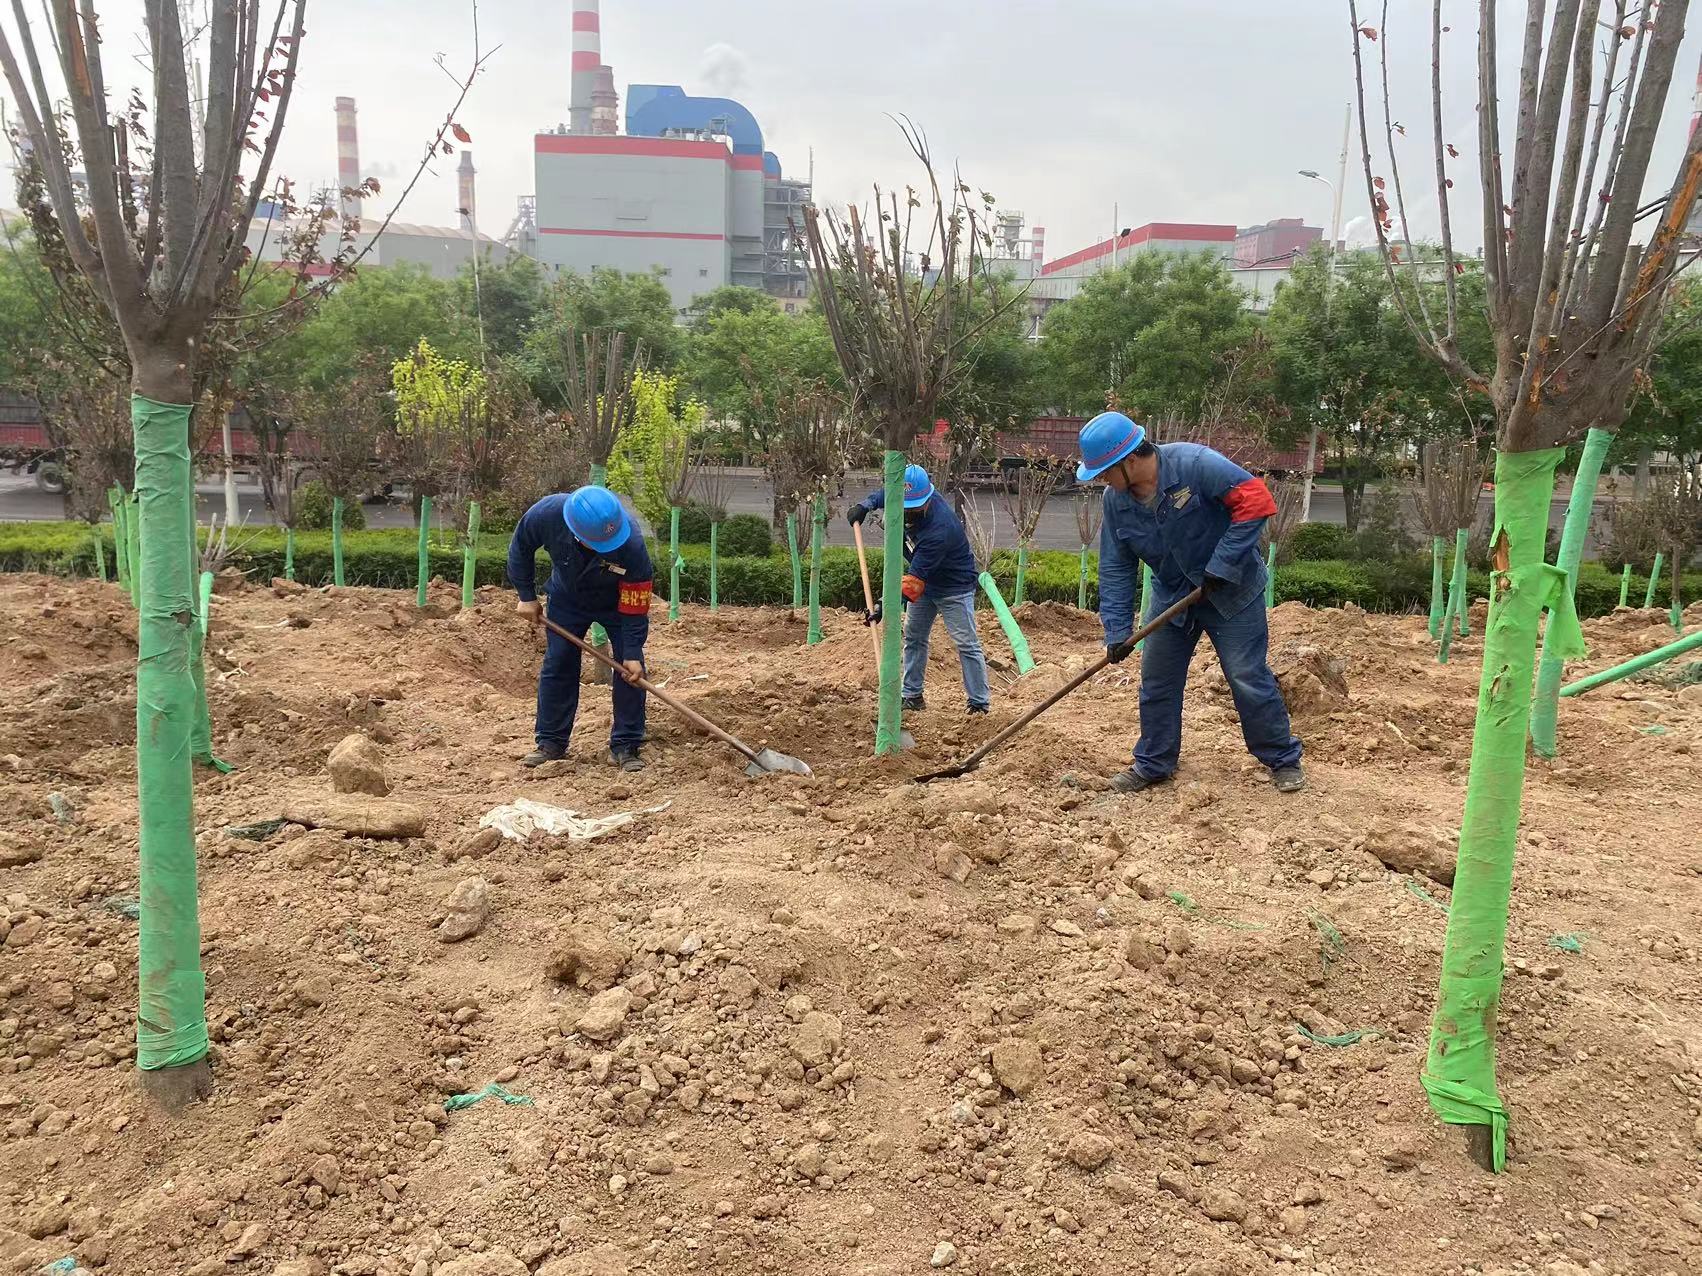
915, 586, 1204, 783
533, 613, 812, 778
852, 521, 915, 751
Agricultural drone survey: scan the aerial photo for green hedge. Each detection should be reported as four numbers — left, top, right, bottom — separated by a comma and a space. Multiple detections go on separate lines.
2, 520, 1695, 620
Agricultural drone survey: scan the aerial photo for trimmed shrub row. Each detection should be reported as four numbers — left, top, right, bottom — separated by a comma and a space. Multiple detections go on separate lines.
2, 520, 1694, 620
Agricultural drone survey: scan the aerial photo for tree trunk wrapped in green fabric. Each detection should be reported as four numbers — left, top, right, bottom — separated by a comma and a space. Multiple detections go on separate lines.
1014, 545, 1029, 606
1645, 552, 1664, 609
1074, 494, 1102, 613
108, 487, 130, 592
808, 493, 828, 647
669, 507, 683, 622
875, 456, 906, 745
1530, 427, 1612, 756
415, 495, 433, 607
461, 501, 481, 609
332, 498, 347, 587
1427, 536, 1446, 636
1450, 529, 1471, 637
787, 513, 803, 610
1266, 541, 1279, 609
980, 570, 1036, 674
93, 528, 108, 581
709, 521, 721, 612
127, 493, 142, 609
1618, 563, 1631, 608
284, 526, 296, 582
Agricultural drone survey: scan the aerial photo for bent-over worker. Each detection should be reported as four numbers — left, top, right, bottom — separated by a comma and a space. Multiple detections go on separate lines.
508, 485, 653, 772
1077, 411, 1303, 794
846, 463, 990, 716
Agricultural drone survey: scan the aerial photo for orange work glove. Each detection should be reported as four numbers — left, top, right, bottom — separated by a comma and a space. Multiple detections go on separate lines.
901, 574, 924, 602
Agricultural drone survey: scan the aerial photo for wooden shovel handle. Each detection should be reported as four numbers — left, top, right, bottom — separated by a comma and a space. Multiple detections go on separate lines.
852, 522, 884, 676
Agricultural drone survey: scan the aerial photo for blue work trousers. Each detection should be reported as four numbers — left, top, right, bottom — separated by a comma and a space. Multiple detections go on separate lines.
903, 588, 991, 710
537, 592, 646, 751
1133, 596, 1300, 779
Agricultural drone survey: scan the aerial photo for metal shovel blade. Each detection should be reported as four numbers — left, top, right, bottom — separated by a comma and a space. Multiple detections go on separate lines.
746, 748, 813, 778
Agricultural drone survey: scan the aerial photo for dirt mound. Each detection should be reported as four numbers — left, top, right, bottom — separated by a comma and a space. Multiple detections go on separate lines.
0, 577, 1699, 1275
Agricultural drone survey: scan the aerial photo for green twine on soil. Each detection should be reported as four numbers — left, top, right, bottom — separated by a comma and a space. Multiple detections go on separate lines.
443, 1083, 534, 1112
1405, 877, 1450, 913
1165, 890, 1267, 931
1295, 1023, 1383, 1047
1547, 933, 1585, 954
1307, 907, 1346, 970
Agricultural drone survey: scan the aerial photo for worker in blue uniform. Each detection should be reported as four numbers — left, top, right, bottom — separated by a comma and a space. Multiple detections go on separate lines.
846, 463, 990, 715
508, 485, 653, 772
1077, 411, 1303, 794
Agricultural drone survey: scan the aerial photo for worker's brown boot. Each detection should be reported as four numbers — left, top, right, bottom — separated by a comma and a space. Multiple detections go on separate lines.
1109, 767, 1168, 794
522, 744, 566, 768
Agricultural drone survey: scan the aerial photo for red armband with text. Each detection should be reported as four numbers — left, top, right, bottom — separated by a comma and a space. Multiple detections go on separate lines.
617, 581, 653, 615
1224, 477, 1278, 522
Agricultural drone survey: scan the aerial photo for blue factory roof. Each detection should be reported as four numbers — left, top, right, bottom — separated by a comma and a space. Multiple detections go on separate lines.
625, 84, 763, 156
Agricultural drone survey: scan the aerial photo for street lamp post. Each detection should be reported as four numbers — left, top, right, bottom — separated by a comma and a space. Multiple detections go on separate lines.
1295, 105, 1351, 523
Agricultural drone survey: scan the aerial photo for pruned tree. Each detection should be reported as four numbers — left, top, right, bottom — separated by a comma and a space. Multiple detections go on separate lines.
286, 361, 388, 587
0, 0, 490, 1106
550, 325, 646, 488
658, 431, 702, 622
1001, 448, 1068, 606
249, 403, 303, 578
1645, 465, 1702, 624
801, 120, 1016, 751
1414, 439, 1482, 641
1074, 491, 1103, 612
1348, 0, 1702, 1170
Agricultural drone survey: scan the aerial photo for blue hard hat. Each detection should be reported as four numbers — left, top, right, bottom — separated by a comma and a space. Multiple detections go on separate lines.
1076, 411, 1147, 482
563, 485, 631, 553
901, 463, 935, 509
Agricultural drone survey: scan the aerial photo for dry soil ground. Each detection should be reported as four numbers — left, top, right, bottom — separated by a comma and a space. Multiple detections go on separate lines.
1, 573, 1700, 1276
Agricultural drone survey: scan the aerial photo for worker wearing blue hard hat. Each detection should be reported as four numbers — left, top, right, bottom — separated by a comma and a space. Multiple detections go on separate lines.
846, 463, 990, 715
507, 484, 654, 772
1078, 411, 1303, 794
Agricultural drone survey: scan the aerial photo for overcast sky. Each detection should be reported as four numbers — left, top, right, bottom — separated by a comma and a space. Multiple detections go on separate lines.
6, 1, 1702, 261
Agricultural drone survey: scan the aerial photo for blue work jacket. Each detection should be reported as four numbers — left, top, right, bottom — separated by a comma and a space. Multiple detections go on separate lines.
506, 494, 654, 647
862, 489, 980, 599
1098, 442, 1275, 646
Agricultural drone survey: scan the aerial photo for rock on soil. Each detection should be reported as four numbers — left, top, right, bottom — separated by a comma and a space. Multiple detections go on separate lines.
991, 1038, 1044, 1096
281, 793, 426, 839
1066, 1131, 1114, 1170
929, 1240, 958, 1268
576, 988, 634, 1042
545, 927, 629, 991
538, 1246, 629, 1276
437, 877, 490, 942
792, 1011, 843, 1065
437, 1253, 530, 1276
326, 733, 389, 796
1359, 819, 1457, 885
1200, 1187, 1249, 1223
1270, 644, 1350, 712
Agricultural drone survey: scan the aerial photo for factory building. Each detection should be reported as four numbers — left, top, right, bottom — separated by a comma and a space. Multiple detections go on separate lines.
529, 0, 811, 314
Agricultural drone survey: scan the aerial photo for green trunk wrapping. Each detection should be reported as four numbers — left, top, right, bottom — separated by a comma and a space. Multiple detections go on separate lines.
1078, 545, 1089, 611
1561, 626, 1702, 696
1422, 447, 1584, 1173
461, 500, 481, 610
131, 396, 209, 1072
669, 506, 682, 623
1437, 585, 1459, 664
1266, 541, 1278, 609
1136, 562, 1154, 653
875, 452, 905, 753
710, 522, 721, 612
807, 494, 827, 647
1645, 553, 1664, 609
1015, 544, 1029, 607
188, 511, 229, 775
1428, 536, 1446, 638
94, 527, 107, 581
588, 463, 610, 653
284, 526, 295, 582
1618, 563, 1631, 608
787, 513, 803, 609
979, 571, 1036, 674
331, 497, 346, 587
1452, 528, 1471, 636
1530, 427, 1610, 758
197, 570, 213, 638
416, 495, 432, 607
127, 494, 142, 608
108, 487, 130, 589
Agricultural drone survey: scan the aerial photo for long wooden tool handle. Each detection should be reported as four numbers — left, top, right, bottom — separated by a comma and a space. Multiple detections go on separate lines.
851, 522, 883, 677
943, 586, 1205, 776
534, 612, 762, 765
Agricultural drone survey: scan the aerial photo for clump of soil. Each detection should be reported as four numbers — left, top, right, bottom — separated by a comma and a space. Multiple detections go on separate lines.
1, 573, 1699, 1275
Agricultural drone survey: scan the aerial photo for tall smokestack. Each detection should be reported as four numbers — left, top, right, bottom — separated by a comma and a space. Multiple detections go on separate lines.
592, 64, 619, 136
457, 150, 477, 233
1031, 225, 1045, 272
570, 0, 600, 134
335, 96, 361, 221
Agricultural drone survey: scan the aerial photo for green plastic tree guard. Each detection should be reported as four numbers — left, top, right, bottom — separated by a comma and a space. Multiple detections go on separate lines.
131, 395, 210, 1077
1427, 536, 1446, 638
669, 506, 682, 622
1015, 544, 1030, 607
284, 526, 295, 582
1437, 585, 1459, 664
416, 495, 433, 607
1450, 528, 1470, 637
874, 453, 905, 753
108, 487, 130, 591
710, 521, 721, 613
1645, 553, 1664, 609
187, 507, 228, 775
1560, 626, 1702, 697
93, 527, 107, 581
1077, 544, 1090, 610
1136, 562, 1154, 653
1422, 447, 1584, 1174
1619, 563, 1632, 609
197, 570, 213, 638
1530, 426, 1611, 757
461, 501, 481, 609
1266, 541, 1278, 609
127, 494, 142, 609
331, 496, 347, 587
807, 494, 826, 647
787, 513, 803, 609
979, 571, 1036, 674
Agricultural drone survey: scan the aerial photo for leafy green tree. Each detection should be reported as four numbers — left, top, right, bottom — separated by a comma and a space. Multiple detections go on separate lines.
609, 369, 706, 530
1616, 278, 1702, 476
290, 264, 473, 391
456, 252, 547, 359
527, 267, 684, 385
1040, 252, 1253, 421
684, 306, 838, 450
684, 284, 774, 330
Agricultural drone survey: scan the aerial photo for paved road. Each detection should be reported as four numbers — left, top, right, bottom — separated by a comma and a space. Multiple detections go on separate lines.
0, 468, 1600, 552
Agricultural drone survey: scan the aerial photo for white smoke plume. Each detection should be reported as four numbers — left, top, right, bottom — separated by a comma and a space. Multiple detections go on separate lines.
698, 42, 749, 97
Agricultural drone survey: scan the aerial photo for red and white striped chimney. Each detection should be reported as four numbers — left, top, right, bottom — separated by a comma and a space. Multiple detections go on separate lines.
570, 1, 600, 135
1031, 225, 1046, 272
335, 96, 361, 221
457, 150, 477, 233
